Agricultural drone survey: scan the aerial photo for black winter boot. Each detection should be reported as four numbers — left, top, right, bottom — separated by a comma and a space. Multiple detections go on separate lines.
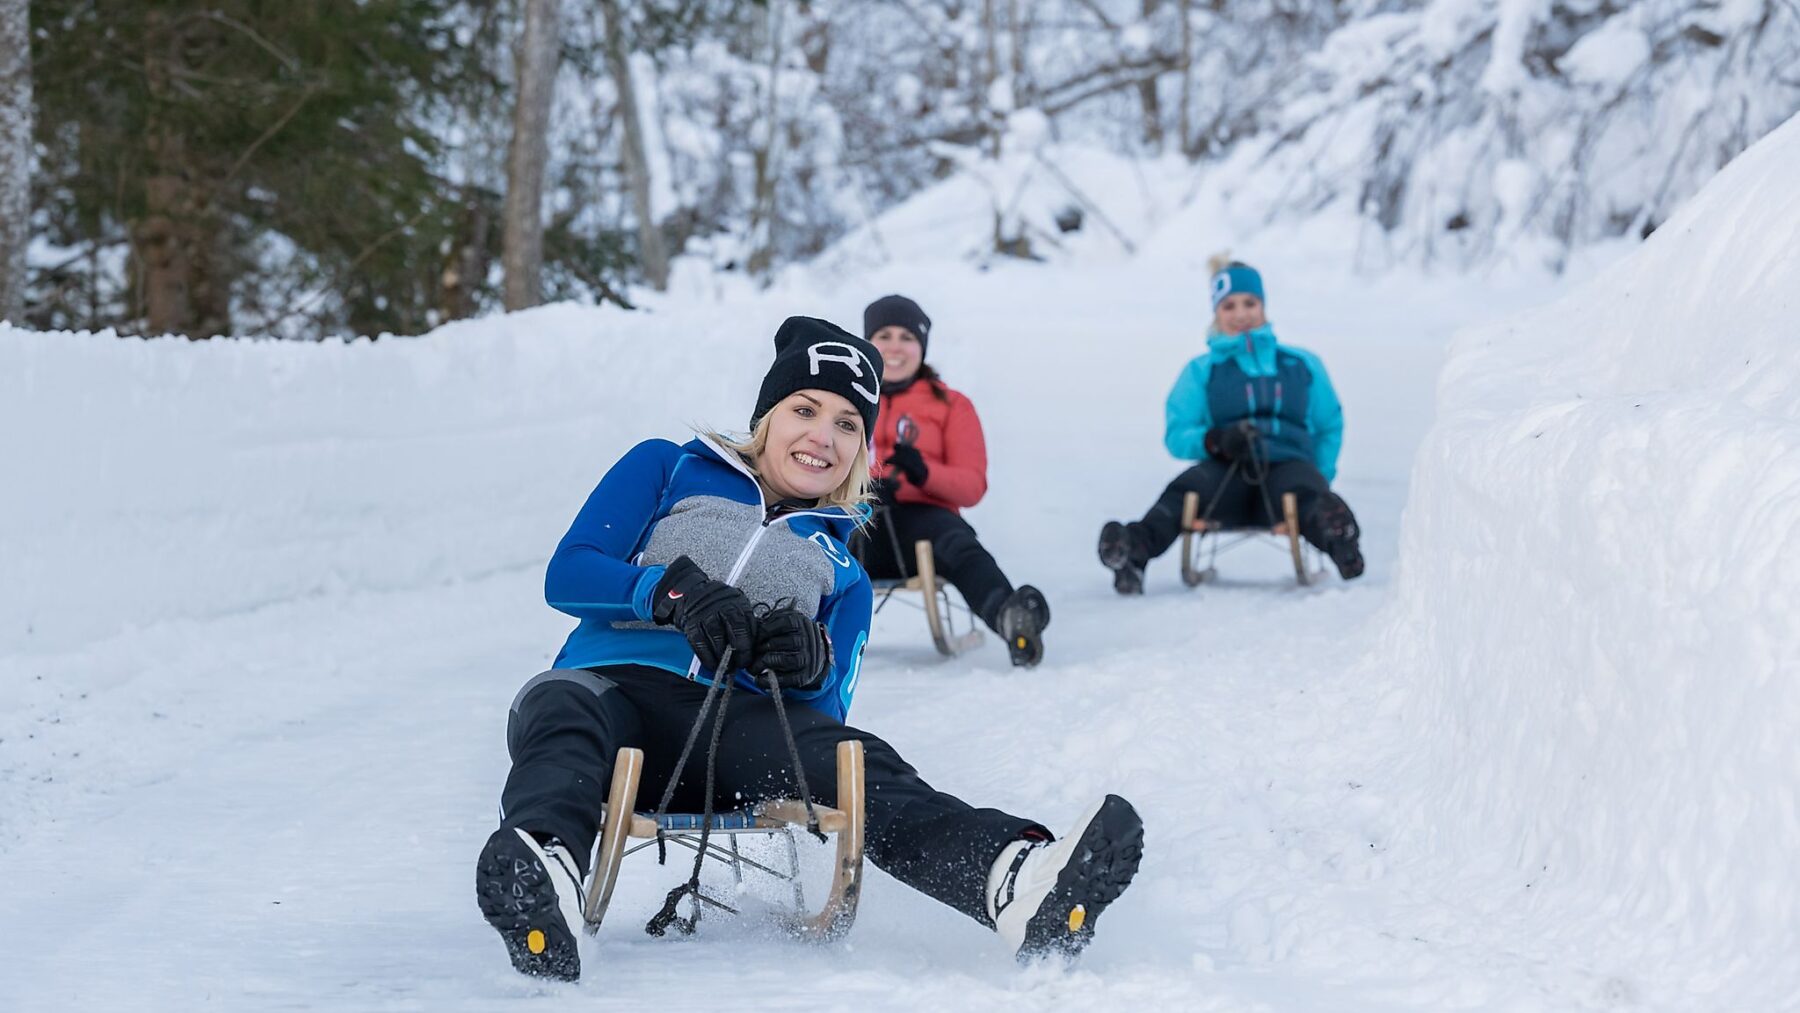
1097, 521, 1149, 595
996, 585, 1051, 667
476, 827, 586, 980
1308, 493, 1364, 580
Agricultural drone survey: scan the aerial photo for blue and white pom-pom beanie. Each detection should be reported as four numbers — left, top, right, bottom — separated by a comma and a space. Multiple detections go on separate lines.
1209, 262, 1265, 310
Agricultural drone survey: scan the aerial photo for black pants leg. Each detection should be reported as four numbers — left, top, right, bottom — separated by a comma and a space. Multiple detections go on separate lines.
498, 664, 1043, 926
1136, 460, 1262, 559
701, 678, 1043, 925
1261, 460, 1347, 551
863, 504, 1016, 630
499, 669, 647, 874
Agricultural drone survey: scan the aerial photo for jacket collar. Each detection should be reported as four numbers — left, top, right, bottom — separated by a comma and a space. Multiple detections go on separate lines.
1206, 323, 1280, 378
683, 435, 866, 537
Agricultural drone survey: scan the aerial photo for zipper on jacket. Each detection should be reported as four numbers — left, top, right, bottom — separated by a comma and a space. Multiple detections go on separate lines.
684, 435, 858, 683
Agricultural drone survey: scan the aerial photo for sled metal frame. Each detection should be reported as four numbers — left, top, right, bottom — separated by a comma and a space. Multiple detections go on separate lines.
868, 538, 984, 658
581, 740, 866, 942
1178, 491, 1326, 587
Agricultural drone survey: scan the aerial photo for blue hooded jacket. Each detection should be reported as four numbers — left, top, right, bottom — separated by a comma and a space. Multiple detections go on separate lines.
544, 436, 873, 722
1163, 324, 1344, 481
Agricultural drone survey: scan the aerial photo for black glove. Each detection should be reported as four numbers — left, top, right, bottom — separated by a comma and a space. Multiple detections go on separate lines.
650, 555, 755, 671
749, 606, 834, 691
1203, 421, 1260, 463
885, 443, 929, 486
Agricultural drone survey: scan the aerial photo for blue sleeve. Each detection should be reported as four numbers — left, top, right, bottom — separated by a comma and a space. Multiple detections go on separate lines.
786, 567, 873, 722
544, 439, 681, 622
1297, 351, 1344, 482
1163, 357, 1214, 460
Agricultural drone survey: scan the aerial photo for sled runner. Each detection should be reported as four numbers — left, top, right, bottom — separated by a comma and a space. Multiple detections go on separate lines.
858, 508, 984, 657
580, 740, 866, 941
1178, 490, 1325, 587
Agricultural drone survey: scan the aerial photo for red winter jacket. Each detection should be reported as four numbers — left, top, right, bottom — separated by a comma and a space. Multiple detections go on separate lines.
871, 379, 989, 513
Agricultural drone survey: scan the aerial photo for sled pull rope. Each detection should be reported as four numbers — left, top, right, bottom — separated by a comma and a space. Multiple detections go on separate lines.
1198, 457, 1240, 531
643, 641, 828, 937
646, 646, 736, 936
762, 668, 827, 843
1244, 429, 1282, 529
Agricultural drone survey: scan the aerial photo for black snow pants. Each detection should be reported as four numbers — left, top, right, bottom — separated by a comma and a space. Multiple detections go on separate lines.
1136, 458, 1345, 560
856, 503, 1014, 631
498, 664, 1044, 926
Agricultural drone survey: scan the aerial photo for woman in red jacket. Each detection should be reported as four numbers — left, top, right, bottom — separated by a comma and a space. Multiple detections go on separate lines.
860, 294, 1050, 667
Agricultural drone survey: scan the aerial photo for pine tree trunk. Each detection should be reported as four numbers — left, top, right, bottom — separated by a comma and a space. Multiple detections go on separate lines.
0, 0, 33, 323
503, 0, 558, 311
1138, 0, 1164, 152
438, 186, 491, 321
135, 12, 227, 338
599, 0, 668, 291
745, 1, 785, 280
1177, 0, 1193, 158
979, 0, 1000, 156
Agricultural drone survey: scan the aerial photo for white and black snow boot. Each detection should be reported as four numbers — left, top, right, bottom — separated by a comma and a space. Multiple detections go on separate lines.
997, 585, 1051, 668
986, 795, 1144, 962
1097, 522, 1147, 595
476, 827, 586, 980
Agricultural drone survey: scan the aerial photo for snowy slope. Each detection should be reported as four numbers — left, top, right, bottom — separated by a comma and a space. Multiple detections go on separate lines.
1375, 111, 1800, 1009
2, 130, 1792, 1009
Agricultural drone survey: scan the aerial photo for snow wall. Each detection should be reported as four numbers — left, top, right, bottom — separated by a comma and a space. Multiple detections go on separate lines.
1379, 112, 1800, 1003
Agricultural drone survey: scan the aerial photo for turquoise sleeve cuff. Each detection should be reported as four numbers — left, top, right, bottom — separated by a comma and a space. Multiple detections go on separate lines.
632, 566, 667, 621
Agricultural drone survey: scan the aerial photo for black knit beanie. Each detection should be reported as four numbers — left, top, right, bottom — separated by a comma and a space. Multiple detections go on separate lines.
751, 316, 885, 435
862, 294, 932, 359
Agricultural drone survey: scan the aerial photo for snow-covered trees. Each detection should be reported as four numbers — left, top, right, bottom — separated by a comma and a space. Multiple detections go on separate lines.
15, 0, 1800, 336
1218, 0, 1800, 269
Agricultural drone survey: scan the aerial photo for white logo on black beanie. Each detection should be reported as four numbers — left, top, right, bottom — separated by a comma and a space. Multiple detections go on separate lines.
752, 316, 886, 433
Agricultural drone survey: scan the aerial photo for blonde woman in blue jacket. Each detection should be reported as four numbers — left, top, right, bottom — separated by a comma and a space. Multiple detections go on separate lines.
477, 317, 1143, 980
1098, 260, 1364, 593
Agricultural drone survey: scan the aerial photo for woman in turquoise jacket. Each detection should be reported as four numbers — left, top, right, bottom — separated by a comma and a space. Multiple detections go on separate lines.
1097, 260, 1364, 593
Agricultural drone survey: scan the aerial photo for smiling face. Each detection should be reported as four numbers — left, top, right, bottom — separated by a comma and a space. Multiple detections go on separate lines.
868, 324, 923, 386
1214, 293, 1267, 337
755, 389, 866, 502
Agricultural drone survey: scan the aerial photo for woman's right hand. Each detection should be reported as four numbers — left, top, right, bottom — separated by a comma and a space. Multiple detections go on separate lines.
650, 556, 755, 671
1204, 421, 1261, 462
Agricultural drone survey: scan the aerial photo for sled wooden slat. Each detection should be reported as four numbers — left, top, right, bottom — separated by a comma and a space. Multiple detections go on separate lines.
1282, 492, 1310, 586
582, 740, 866, 943
1179, 490, 1323, 588
789, 738, 863, 941
861, 510, 982, 658
913, 539, 982, 657
623, 803, 850, 838
581, 745, 644, 933
756, 801, 852, 834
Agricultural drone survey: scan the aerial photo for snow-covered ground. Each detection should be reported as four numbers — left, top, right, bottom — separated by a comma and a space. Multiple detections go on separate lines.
4, 119, 1796, 1010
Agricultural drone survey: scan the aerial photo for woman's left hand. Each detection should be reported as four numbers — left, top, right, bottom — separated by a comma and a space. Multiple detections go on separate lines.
885, 443, 930, 486
749, 607, 834, 690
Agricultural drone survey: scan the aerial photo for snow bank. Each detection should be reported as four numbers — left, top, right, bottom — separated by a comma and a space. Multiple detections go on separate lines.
0, 301, 780, 658
1380, 112, 1800, 1003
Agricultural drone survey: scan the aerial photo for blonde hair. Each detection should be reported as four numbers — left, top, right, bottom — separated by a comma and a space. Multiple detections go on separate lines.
705, 414, 873, 517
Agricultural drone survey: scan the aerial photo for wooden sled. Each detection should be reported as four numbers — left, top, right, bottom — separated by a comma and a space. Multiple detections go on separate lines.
1178, 491, 1326, 587
870, 538, 984, 658
581, 740, 866, 942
